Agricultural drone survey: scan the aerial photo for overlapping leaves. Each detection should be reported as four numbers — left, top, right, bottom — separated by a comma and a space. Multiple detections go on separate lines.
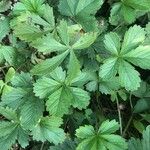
31, 20, 97, 75
58, 0, 104, 31
76, 120, 127, 150
33, 67, 90, 116
99, 25, 150, 91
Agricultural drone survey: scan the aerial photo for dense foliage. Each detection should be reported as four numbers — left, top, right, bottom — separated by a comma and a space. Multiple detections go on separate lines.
0, 0, 150, 150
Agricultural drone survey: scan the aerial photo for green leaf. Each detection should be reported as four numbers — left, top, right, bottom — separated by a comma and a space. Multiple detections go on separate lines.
46, 87, 72, 116
42, 4, 55, 28
71, 87, 90, 110
11, 72, 32, 88
32, 116, 66, 144
0, 45, 15, 65
0, 107, 18, 121
0, 121, 29, 150
128, 125, 150, 150
134, 98, 150, 113
0, 0, 11, 12
99, 77, 120, 94
17, 126, 29, 148
1, 88, 31, 109
109, 2, 122, 26
31, 50, 69, 75
0, 123, 18, 150
66, 50, 81, 83
13, 23, 45, 42
0, 18, 10, 41
50, 67, 66, 83
121, 4, 136, 24
123, 0, 150, 10
33, 77, 61, 99
57, 20, 69, 46
20, 96, 44, 129
104, 32, 121, 55
118, 60, 141, 91
98, 120, 120, 134
31, 34, 68, 53
99, 57, 118, 79
121, 25, 146, 54
5, 67, 16, 83
58, 0, 104, 31
76, 120, 127, 150
72, 32, 97, 50
123, 46, 150, 69
49, 138, 76, 150
0, 121, 17, 138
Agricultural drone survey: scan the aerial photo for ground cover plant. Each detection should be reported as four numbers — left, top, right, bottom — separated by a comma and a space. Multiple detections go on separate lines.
0, 0, 150, 150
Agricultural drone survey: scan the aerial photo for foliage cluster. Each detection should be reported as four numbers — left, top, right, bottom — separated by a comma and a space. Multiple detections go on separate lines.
0, 0, 150, 150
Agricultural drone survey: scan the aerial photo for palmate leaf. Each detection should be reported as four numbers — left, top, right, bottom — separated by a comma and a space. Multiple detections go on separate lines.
0, 117, 29, 150
34, 67, 90, 116
99, 25, 150, 91
31, 21, 97, 75
32, 116, 65, 145
58, 0, 104, 31
76, 120, 127, 150
109, 1, 149, 26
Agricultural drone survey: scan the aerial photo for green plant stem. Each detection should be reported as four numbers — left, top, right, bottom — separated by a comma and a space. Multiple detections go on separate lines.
122, 114, 133, 137
116, 96, 123, 136
40, 142, 45, 150
129, 92, 133, 109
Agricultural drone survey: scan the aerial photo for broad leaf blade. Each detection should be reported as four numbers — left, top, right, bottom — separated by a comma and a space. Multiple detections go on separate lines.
31, 50, 69, 75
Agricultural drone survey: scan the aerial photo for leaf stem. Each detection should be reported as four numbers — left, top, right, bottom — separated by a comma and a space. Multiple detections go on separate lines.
40, 142, 45, 150
116, 96, 123, 135
122, 114, 133, 137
